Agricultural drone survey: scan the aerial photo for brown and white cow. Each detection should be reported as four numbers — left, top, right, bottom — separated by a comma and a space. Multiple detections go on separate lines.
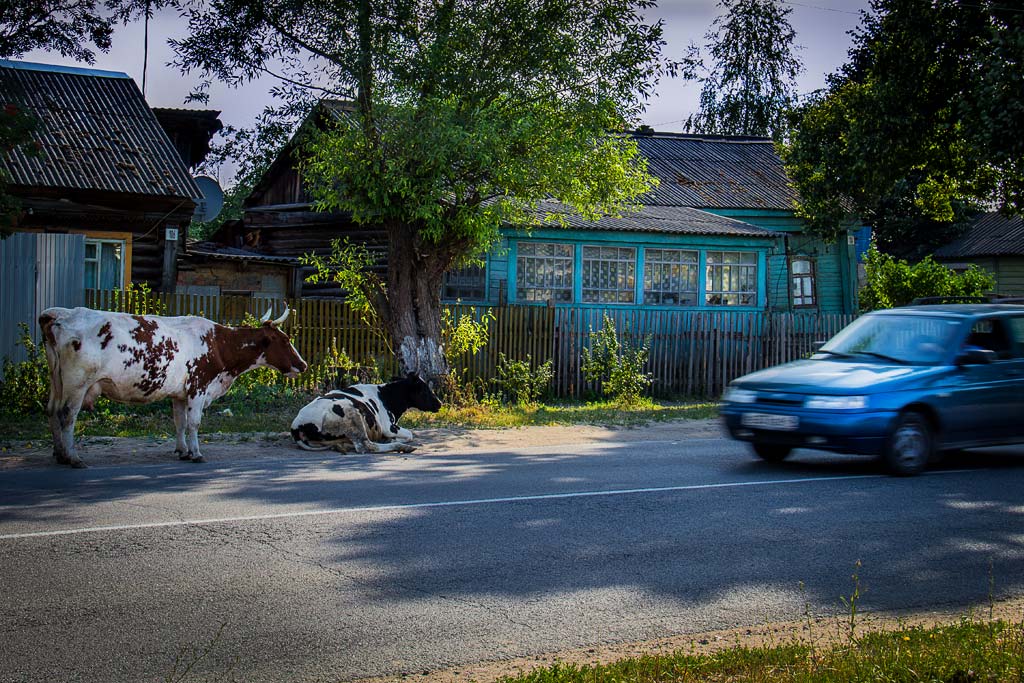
291, 374, 442, 453
38, 306, 307, 467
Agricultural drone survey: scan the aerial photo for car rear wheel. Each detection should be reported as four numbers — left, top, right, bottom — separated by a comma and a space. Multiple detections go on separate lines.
752, 442, 793, 462
884, 411, 933, 476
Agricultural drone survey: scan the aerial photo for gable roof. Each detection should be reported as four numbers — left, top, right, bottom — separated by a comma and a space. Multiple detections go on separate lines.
634, 132, 797, 211
0, 60, 200, 200
934, 212, 1024, 259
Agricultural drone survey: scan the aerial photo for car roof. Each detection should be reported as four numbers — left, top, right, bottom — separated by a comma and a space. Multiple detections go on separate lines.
873, 303, 1024, 317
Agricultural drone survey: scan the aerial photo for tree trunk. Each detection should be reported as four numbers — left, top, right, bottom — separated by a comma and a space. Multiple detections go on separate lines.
385, 222, 449, 382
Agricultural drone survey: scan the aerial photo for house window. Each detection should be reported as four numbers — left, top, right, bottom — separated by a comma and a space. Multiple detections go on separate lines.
516, 242, 573, 302
643, 248, 698, 305
84, 238, 125, 290
443, 262, 487, 301
791, 258, 816, 307
582, 246, 636, 303
705, 251, 757, 306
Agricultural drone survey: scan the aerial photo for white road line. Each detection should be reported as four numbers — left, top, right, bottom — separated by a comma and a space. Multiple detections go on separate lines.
0, 470, 965, 540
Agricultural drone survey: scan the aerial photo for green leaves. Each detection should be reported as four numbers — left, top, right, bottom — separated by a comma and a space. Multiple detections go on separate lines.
782, 0, 1024, 246
858, 242, 995, 311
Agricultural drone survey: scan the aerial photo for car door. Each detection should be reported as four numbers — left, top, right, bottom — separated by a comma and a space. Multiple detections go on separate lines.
941, 316, 1018, 445
1003, 314, 1024, 440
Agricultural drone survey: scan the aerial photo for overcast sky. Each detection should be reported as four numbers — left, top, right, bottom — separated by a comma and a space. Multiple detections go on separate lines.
24, 0, 869, 186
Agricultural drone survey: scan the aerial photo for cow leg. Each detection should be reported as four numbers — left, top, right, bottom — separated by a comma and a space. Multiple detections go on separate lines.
353, 437, 417, 454
184, 401, 206, 463
54, 388, 88, 468
172, 399, 189, 459
392, 426, 415, 442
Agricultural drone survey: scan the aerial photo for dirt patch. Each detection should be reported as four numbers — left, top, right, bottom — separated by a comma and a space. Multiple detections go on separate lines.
0, 419, 727, 470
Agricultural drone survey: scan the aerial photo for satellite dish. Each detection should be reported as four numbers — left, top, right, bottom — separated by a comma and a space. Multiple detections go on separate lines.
192, 176, 224, 223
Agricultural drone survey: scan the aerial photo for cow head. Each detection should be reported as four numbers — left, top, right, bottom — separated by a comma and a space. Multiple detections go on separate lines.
258, 307, 308, 378
402, 372, 443, 412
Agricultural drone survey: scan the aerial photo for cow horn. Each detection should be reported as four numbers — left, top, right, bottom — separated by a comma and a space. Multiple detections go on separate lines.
271, 307, 290, 326
259, 308, 273, 323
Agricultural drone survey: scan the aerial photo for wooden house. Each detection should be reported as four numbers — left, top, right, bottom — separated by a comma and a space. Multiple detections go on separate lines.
0, 60, 213, 292
214, 116, 862, 313
934, 212, 1024, 294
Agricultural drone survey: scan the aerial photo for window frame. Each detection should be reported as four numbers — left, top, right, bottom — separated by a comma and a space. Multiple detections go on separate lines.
581, 244, 636, 304
515, 241, 575, 303
84, 237, 127, 291
642, 247, 699, 306
790, 256, 817, 309
704, 250, 758, 307
442, 259, 488, 302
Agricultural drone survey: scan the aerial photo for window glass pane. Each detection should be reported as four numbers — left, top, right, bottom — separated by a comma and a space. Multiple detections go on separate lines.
581, 245, 635, 304
100, 242, 122, 289
705, 251, 758, 306
643, 248, 698, 307
84, 261, 98, 289
517, 242, 574, 302
443, 260, 487, 301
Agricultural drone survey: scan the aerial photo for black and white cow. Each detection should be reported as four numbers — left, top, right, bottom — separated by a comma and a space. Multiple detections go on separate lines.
39, 306, 307, 467
290, 374, 442, 453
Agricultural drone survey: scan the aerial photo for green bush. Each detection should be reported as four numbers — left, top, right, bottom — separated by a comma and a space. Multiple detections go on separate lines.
0, 323, 50, 415
438, 305, 496, 408
493, 353, 553, 406
580, 314, 652, 406
859, 241, 996, 311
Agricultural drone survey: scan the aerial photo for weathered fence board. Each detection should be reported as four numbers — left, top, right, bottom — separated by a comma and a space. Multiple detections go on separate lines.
82, 290, 855, 398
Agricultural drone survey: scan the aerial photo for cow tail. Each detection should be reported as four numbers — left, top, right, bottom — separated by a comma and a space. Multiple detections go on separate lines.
38, 311, 62, 416
291, 428, 330, 451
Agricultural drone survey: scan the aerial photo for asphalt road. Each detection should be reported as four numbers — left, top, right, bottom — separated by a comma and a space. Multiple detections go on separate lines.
2, 436, 1024, 683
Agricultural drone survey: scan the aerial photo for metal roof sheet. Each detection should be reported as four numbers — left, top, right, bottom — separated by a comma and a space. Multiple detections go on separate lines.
933, 212, 1024, 259
533, 200, 780, 238
634, 133, 797, 210
0, 60, 200, 199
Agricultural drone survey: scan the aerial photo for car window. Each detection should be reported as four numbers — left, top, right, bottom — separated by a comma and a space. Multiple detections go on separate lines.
965, 317, 1015, 359
1008, 316, 1024, 359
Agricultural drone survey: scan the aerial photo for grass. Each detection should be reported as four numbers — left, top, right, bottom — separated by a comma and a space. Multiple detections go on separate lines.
0, 388, 719, 442
499, 618, 1024, 683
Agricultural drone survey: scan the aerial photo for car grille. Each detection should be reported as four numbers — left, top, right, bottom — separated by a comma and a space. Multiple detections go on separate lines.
755, 393, 804, 407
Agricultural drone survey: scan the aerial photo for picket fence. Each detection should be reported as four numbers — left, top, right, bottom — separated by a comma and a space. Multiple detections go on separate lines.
86, 290, 856, 398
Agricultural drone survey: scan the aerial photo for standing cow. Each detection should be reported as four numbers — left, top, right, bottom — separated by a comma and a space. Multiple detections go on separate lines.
39, 306, 307, 467
291, 374, 442, 453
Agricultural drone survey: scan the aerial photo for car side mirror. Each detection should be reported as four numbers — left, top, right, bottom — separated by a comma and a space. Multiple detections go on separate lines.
956, 348, 997, 365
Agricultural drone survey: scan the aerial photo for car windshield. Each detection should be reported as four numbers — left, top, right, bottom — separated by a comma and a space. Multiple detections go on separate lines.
817, 314, 963, 365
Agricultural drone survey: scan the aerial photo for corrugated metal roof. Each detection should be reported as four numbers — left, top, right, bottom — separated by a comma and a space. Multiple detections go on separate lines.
634, 133, 797, 210
533, 200, 779, 238
934, 212, 1024, 259
0, 60, 200, 199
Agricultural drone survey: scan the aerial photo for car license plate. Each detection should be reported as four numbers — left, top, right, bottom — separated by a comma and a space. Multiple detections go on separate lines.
741, 412, 799, 431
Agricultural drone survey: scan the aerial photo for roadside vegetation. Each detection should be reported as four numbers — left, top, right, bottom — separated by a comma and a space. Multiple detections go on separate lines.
500, 617, 1024, 683
0, 314, 716, 442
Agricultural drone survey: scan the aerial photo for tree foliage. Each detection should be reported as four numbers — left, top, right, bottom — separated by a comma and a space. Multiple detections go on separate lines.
685, 0, 802, 139
858, 242, 995, 311
171, 0, 678, 376
782, 0, 1024, 251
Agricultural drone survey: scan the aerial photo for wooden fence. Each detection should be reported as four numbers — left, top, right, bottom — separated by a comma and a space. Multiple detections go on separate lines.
86, 290, 856, 398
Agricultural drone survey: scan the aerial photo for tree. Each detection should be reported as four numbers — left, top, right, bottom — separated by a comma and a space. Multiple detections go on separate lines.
171, 0, 677, 378
684, 0, 802, 139
781, 0, 1024, 252
858, 242, 994, 311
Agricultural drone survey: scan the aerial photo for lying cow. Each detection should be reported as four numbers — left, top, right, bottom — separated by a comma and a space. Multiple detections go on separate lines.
39, 306, 307, 467
291, 374, 442, 453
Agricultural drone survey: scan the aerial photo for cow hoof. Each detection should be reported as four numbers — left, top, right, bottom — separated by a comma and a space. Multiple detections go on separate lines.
189, 455, 205, 463
69, 460, 88, 469
397, 444, 417, 453
176, 450, 191, 461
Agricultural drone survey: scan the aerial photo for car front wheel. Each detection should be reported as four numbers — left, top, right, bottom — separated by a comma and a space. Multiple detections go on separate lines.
884, 411, 933, 476
752, 442, 793, 462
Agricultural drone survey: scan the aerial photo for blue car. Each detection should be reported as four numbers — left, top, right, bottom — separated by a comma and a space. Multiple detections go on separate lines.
721, 303, 1024, 475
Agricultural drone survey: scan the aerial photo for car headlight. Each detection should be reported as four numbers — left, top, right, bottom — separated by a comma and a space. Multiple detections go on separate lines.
804, 395, 868, 410
722, 387, 757, 404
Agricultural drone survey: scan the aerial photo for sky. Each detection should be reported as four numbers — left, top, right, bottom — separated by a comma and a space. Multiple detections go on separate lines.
23, 0, 870, 187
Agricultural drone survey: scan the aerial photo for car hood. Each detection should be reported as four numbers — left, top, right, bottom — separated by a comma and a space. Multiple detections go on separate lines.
732, 359, 950, 394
